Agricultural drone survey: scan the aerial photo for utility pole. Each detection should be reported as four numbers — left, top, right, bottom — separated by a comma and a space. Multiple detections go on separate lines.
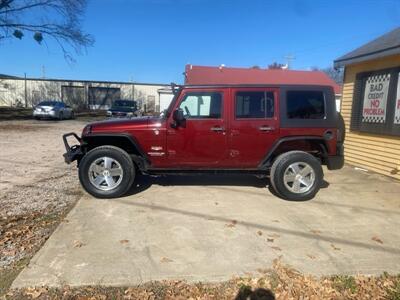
284, 54, 296, 70
24, 73, 27, 107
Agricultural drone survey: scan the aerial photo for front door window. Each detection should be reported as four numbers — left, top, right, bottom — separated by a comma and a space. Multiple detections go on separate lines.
179, 92, 222, 119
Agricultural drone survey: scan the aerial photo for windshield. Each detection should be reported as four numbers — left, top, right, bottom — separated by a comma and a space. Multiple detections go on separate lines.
113, 100, 136, 108
38, 101, 58, 106
163, 88, 182, 119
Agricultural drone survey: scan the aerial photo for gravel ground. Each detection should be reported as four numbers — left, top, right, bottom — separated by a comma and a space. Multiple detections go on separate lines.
0, 119, 89, 294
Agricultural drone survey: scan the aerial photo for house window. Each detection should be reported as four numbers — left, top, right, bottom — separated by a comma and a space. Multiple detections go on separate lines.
361, 74, 390, 123
351, 67, 400, 136
395, 72, 400, 125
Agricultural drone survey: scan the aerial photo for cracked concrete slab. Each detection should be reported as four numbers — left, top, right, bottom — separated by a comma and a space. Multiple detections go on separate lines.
12, 166, 400, 288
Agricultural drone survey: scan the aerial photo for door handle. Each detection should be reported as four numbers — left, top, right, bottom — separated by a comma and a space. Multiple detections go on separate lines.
211, 126, 225, 132
259, 126, 274, 132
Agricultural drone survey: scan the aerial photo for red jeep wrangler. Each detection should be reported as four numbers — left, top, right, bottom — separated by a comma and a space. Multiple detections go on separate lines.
63, 84, 344, 201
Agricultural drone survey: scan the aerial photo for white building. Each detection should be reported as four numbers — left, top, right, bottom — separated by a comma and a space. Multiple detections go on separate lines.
0, 75, 170, 113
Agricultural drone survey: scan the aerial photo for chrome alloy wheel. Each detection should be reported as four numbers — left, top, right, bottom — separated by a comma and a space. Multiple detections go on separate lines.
88, 157, 124, 191
283, 162, 315, 194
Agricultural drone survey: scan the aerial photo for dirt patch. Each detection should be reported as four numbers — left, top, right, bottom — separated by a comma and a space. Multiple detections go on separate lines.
0, 120, 86, 296
0, 123, 52, 131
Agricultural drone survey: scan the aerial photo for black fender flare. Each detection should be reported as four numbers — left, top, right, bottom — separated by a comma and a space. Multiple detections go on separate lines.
258, 136, 329, 170
82, 133, 150, 166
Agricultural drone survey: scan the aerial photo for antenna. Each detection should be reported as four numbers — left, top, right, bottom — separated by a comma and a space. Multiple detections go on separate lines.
284, 55, 296, 70
41, 65, 46, 78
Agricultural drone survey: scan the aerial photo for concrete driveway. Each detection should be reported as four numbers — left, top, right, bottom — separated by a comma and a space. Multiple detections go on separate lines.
13, 166, 400, 288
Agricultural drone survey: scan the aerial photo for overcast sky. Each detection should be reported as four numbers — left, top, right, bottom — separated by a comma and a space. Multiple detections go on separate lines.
1, 0, 399, 83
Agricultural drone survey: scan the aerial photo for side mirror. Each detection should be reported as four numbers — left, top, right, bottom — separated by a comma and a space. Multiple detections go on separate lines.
172, 108, 185, 127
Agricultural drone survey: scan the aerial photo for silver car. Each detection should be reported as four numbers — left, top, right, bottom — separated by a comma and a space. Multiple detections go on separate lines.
33, 101, 74, 120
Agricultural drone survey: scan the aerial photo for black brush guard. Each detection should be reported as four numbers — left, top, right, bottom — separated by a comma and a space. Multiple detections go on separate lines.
62, 132, 83, 164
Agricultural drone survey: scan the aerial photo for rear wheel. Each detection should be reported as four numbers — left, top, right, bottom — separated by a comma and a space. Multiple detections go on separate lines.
270, 151, 323, 201
78, 146, 135, 198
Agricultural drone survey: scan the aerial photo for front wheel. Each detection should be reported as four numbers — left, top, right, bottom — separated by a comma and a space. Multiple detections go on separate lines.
78, 146, 135, 198
270, 151, 323, 201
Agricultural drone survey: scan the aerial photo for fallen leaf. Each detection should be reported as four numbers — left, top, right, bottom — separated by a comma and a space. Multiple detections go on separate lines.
267, 238, 274, 243
120, 239, 129, 244
160, 257, 173, 263
25, 287, 46, 299
372, 236, 383, 244
257, 231, 263, 236
268, 233, 280, 238
330, 243, 341, 251
272, 219, 280, 223
73, 240, 84, 248
225, 220, 237, 228
270, 246, 282, 251
307, 254, 316, 260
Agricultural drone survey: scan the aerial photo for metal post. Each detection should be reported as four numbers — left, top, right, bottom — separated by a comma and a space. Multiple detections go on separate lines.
24, 73, 27, 107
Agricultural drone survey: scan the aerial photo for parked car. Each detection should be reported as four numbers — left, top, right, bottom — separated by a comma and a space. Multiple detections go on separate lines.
33, 101, 74, 120
106, 100, 140, 118
63, 84, 345, 201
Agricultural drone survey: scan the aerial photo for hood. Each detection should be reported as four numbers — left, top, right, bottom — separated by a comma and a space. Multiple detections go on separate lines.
88, 116, 161, 133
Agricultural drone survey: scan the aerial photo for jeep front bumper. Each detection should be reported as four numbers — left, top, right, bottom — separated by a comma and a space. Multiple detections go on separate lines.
62, 132, 83, 164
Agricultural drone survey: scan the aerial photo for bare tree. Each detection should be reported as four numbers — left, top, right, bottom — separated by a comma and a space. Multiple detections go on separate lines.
0, 0, 94, 61
268, 62, 285, 69
311, 66, 344, 85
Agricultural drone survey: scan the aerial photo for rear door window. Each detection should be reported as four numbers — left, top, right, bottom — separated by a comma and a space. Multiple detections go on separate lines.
235, 91, 274, 118
286, 91, 325, 119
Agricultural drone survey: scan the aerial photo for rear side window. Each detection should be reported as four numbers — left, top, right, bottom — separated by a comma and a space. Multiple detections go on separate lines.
287, 91, 325, 119
179, 92, 222, 119
235, 91, 274, 118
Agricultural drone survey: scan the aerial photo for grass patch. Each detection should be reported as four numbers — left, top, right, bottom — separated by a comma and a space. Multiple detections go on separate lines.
386, 276, 400, 300
331, 275, 358, 293
0, 258, 30, 297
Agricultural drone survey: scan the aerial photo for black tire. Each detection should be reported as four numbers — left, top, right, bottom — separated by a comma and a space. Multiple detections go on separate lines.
270, 151, 323, 201
78, 145, 135, 198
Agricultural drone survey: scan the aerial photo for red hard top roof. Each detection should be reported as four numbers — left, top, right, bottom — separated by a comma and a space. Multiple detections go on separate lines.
184, 65, 342, 94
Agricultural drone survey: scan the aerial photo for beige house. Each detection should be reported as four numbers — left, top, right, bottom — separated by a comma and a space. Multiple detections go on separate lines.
0, 76, 169, 113
334, 27, 400, 180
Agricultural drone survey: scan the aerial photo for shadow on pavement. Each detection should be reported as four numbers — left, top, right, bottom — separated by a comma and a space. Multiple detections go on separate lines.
126, 174, 269, 196
126, 173, 329, 201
